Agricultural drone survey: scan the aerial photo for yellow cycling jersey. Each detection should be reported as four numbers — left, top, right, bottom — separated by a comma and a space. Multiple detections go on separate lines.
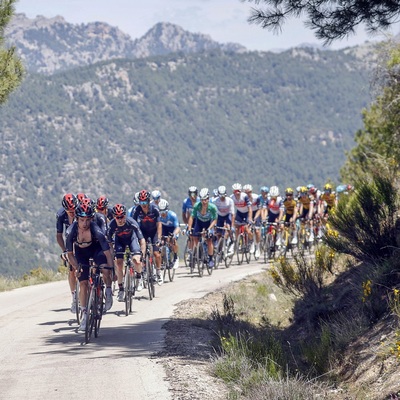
320, 193, 336, 207
298, 195, 313, 210
283, 198, 297, 215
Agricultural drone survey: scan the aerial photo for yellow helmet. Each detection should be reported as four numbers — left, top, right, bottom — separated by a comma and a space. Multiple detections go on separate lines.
285, 187, 294, 195
300, 186, 308, 194
324, 183, 333, 191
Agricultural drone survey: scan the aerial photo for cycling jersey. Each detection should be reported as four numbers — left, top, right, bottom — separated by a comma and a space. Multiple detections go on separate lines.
319, 193, 336, 208
132, 203, 160, 233
56, 208, 73, 235
246, 193, 259, 212
213, 197, 235, 217
160, 210, 179, 228
107, 217, 144, 242
267, 197, 284, 215
298, 195, 314, 210
230, 193, 251, 213
182, 196, 199, 218
282, 198, 297, 215
191, 202, 218, 222
66, 222, 110, 253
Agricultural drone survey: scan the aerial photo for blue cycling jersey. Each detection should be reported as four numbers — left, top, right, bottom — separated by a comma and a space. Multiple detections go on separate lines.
159, 210, 179, 228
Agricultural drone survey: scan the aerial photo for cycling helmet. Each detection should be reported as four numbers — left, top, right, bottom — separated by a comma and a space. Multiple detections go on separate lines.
199, 188, 210, 200
324, 183, 333, 192
112, 203, 127, 217
81, 197, 95, 209
75, 202, 95, 218
309, 186, 317, 195
232, 183, 242, 192
285, 188, 294, 195
133, 192, 140, 205
218, 185, 227, 196
158, 199, 169, 212
269, 186, 279, 197
188, 186, 198, 196
260, 186, 269, 194
138, 190, 151, 203
151, 190, 161, 201
300, 186, 308, 194
346, 184, 354, 191
76, 193, 88, 204
62, 193, 78, 211
296, 186, 301, 193
96, 195, 109, 210
243, 184, 253, 192
213, 188, 218, 197
307, 184, 314, 190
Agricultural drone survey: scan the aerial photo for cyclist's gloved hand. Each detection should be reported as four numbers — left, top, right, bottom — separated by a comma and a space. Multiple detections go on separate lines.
207, 229, 213, 239
155, 240, 161, 247
61, 251, 68, 262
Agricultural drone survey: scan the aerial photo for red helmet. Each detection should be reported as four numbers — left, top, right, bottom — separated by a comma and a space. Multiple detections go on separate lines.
75, 203, 95, 218
76, 192, 88, 203
80, 197, 95, 209
112, 203, 126, 217
96, 195, 109, 210
138, 190, 150, 203
62, 193, 78, 211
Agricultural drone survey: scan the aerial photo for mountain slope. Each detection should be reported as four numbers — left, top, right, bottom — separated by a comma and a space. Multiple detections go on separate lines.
5, 14, 246, 74
0, 49, 371, 275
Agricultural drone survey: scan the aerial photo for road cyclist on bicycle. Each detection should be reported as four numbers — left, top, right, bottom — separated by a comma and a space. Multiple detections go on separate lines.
66, 201, 114, 331
265, 186, 284, 246
281, 188, 298, 245
56, 193, 79, 314
298, 186, 316, 242
212, 185, 235, 256
132, 190, 164, 285
182, 186, 200, 264
230, 183, 253, 247
107, 203, 146, 301
243, 184, 261, 258
158, 199, 181, 269
187, 188, 218, 268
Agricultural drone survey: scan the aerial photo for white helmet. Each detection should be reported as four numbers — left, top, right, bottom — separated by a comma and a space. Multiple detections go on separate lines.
218, 185, 226, 195
243, 184, 253, 192
199, 188, 209, 200
151, 190, 161, 200
232, 183, 242, 191
133, 192, 140, 205
158, 199, 169, 212
269, 186, 279, 197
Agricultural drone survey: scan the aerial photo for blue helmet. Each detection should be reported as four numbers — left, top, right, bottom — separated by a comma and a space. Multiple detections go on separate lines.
260, 186, 269, 193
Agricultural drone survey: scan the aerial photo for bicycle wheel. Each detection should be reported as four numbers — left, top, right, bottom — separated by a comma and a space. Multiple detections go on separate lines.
224, 237, 233, 268
75, 279, 81, 324
146, 256, 154, 300
196, 243, 204, 277
183, 238, 190, 268
236, 234, 244, 265
124, 269, 131, 316
266, 233, 275, 261
161, 246, 168, 282
85, 287, 96, 344
244, 234, 251, 264
297, 229, 306, 255
278, 229, 289, 258
214, 237, 223, 268
167, 248, 176, 282
95, 285, 104, 338
189, 249, 195, 274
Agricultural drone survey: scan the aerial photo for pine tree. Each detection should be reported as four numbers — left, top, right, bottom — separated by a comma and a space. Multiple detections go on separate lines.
0, 0, 24, 105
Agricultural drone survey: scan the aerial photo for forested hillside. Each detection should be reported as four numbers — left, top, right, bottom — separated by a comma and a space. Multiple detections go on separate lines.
0, 48, 371, 275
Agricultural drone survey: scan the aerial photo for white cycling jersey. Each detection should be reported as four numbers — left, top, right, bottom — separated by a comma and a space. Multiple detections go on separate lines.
246, 193, 259, 212
230, 192, 250, 213
213, 196, 235, 217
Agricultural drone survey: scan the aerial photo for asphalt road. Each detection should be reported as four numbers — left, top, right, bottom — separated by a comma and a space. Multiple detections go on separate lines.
0, 260, 269, 399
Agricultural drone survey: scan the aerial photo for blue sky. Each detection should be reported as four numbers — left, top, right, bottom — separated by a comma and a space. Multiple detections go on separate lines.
15, 0, 398, 51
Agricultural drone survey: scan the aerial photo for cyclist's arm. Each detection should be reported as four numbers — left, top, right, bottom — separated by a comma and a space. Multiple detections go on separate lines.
56, 232, 66, 252
187, 215, 194, 231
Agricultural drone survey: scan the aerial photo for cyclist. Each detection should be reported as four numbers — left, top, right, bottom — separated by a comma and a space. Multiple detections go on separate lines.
253, 186, 270, 223
107, 204, 146, 300
151, 190, 165, 209
66, 201, 114, 331
298, 186, 316, 242
76, 192, 88, 204
182, 186, 199, 263
96, 195, 113, 227
187, 188, 218, 268
158, 199, 181, 269
128, 191, 140, 217
230, 183, 252, 244
56, 193, 79, 313
281, 188, 298, 244
243, 184, 261, 257
132, 190, 163, 284
266, 186, 284, 245
213, 185, 235, 255
318, 183, 338, 220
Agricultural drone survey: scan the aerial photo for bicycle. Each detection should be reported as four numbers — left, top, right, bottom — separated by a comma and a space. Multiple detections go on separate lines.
235, 223, 251, 265
261, 222, 277, 262
160, 234, 176, 282
142, 238, 156, 300
123, 247, 136, 316
62, 256, 81, 324
297, 218, 313, 255
180, 224, 191, 268
214, 225, 235, 268
84, 260, 113, 344
277, 222, 293, 258
193, 229, 213, 277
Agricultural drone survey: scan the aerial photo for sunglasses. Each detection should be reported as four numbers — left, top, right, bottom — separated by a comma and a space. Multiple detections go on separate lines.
286, 194, 293, 196
234, 190, 241, 194
115, 215, 125, 220
140, 201, 149, 205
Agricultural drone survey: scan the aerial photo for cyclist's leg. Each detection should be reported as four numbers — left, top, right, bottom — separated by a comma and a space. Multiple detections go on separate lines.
94, 247, 112, 311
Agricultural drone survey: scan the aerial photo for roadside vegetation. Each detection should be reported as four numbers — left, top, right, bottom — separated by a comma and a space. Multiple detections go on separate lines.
210, 41, 400, 399
0, 263, 67, 292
